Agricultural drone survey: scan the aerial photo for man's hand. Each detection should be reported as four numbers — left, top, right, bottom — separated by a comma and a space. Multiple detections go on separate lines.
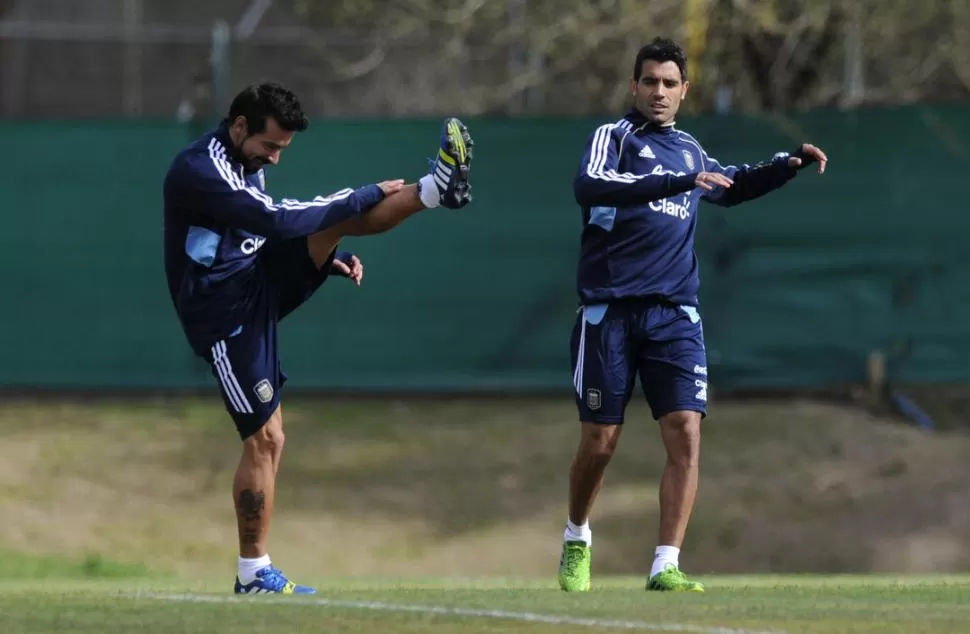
332, 254, 364, 286
378, 180, 406, 196
788, 143, 827, 174
695, 172, 734, 191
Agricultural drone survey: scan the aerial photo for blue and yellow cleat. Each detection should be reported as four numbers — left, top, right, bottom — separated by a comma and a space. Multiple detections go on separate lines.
426, 117, 474, 209
233, 566, 316, 595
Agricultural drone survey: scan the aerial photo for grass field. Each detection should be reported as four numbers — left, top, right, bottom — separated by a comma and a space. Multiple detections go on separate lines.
2, 395, 970, 632
3, 575, 970, 633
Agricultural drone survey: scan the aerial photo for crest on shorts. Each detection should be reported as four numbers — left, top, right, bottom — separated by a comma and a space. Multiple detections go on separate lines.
682, 150, 695, 171
254, 379, 274, 404
586, 388, 602, 411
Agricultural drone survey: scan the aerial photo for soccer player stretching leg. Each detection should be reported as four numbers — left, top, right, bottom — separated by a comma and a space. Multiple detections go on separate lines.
163, 82, 473, 594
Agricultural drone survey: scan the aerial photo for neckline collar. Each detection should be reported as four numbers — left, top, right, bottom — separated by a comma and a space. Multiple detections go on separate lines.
623, 107, 677, 134
214, 119, 242, 163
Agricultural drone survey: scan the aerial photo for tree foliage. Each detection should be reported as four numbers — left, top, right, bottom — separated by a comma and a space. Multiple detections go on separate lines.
277, 0, 970, 115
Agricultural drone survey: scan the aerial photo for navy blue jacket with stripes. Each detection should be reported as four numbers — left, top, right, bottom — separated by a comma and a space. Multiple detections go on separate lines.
163, 121, 384, 356
574, 107, 802, 308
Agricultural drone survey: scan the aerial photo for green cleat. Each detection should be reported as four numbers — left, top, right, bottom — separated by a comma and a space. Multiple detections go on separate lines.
646, 564, 705, 592
558, 540, 592, 592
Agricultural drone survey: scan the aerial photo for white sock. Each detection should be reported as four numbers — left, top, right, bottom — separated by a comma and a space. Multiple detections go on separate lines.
650, 545, 680, 578
563, 519, 592, 546
418, 173, 441, 208
238, 553, 271, 585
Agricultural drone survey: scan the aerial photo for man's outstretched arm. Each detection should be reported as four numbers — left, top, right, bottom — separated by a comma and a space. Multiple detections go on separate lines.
702, 143, 828, 207
177, 152, 389, 241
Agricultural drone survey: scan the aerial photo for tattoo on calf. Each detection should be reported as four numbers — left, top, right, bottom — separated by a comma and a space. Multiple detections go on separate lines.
241, 530, 260, 545
237, 489, 266, 522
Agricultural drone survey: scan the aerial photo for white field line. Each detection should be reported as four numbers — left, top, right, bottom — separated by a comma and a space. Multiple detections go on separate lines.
133, 592, 786, 634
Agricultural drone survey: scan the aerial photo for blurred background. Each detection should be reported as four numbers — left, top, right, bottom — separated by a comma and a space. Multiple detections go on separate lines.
2, 0, 970, 582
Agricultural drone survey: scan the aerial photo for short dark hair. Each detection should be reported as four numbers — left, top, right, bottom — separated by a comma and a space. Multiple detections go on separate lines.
227, 82, 309, 135
634, 38, 688, 82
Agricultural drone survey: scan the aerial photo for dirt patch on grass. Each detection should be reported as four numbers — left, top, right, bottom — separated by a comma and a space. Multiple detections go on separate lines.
2, 396, 969, 580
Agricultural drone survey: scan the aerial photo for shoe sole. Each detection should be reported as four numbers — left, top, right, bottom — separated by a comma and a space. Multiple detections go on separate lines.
442, 117, 473, 171
559, 580, 592, 592
646, 583, 705, 592
437, 117, 473, 206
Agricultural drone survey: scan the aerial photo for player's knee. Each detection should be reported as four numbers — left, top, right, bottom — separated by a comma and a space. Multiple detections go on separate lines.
580, 422, 621, 461
244, 411, 285, 459
267, 425, 285, 454
659, 411, 701, 462
247, 425, 284, 461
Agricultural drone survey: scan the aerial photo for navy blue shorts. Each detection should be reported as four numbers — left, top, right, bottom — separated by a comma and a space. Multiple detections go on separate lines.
570, 298, 708, 423
202, 239, 337, 440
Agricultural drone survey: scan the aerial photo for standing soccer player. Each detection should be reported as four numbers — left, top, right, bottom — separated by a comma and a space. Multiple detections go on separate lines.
557, 38, 827, 592
162, 82, 473, 594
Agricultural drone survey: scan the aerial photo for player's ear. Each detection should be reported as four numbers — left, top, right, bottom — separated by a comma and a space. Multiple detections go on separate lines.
629, 76, 637, 97
681, 80, 690, 99
231, 115, 248, 136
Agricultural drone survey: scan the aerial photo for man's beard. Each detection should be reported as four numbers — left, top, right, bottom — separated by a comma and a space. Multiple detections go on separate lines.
242, 156, 268, 172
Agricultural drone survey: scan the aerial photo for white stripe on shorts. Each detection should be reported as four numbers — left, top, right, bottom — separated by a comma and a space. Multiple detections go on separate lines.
211, 340, 253, 414
573, 310, 587, 396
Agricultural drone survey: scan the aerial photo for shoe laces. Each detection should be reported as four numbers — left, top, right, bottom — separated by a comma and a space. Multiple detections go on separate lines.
661, 564, 688, 581
561, 544, 586, 576
256, 566, 288, 590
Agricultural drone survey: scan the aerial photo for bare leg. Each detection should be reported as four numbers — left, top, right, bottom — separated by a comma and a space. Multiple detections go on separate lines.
560, 422, 621, 592
343, 184, 426, 236
271, 404, 284, 476
234, 404, 285, 558
307, 184, 427, 267
569, 422, 623, 525
657, 410, 702, 548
